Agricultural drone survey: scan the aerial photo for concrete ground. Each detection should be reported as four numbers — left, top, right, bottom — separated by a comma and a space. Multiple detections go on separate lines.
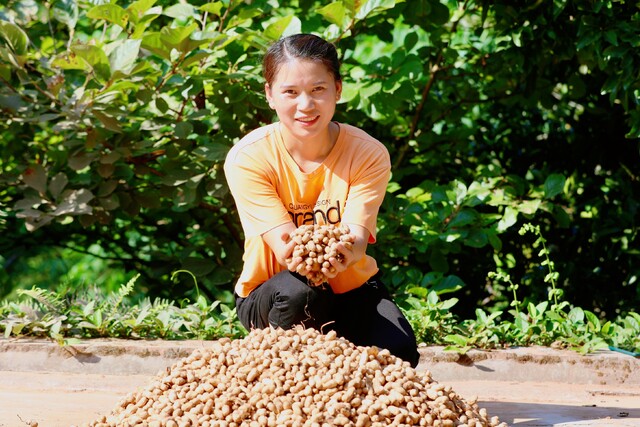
0, 338, 639, 427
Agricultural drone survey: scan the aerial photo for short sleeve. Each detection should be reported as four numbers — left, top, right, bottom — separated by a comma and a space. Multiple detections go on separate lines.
341, 143, 391, 243
224, 149, 291, 237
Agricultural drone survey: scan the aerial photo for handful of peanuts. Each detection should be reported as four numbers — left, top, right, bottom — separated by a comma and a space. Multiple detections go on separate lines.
84, 326, 507, 427
286, 224, 356, 286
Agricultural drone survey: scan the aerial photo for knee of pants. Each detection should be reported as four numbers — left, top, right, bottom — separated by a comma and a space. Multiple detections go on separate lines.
270, 285, 329, 329
273, 284, 319, 313
398, 343, 421, 368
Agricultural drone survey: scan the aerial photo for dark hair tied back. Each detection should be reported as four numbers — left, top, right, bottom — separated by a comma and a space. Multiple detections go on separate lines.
263, 34, 341, 86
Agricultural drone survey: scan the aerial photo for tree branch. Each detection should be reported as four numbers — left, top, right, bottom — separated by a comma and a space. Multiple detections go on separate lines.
392, 1, 472, 170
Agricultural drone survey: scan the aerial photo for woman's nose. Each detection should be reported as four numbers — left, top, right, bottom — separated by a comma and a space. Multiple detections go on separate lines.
298, 92, 314, 110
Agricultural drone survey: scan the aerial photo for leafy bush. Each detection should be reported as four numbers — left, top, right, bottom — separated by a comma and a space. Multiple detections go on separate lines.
0, 274, 245, 342
405, 225, 640, 355
0, 0, 638, 320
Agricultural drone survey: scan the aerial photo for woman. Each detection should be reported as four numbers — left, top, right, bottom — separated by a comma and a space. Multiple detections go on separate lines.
224, 33, 419, 367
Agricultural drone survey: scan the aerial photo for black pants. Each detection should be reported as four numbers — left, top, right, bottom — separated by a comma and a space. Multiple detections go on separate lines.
235, 270, 420, 367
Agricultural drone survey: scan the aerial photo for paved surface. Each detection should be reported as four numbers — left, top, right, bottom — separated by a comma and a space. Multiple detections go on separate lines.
0, 338, 639, 427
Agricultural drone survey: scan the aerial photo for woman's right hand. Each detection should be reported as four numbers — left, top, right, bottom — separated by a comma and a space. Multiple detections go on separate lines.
282, 231, 303, 272
262, 222, 298, 268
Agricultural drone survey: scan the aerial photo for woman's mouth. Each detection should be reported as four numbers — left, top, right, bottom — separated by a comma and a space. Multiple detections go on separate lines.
296, 116, 319, 126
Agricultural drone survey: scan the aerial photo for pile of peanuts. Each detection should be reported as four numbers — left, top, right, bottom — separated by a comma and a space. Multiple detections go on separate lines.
83, 327, 506, 427
287, 224, 355, 286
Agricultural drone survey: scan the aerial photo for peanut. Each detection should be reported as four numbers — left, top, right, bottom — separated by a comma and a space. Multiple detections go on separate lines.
286, 224, 355, 286
84, 326, 506, 427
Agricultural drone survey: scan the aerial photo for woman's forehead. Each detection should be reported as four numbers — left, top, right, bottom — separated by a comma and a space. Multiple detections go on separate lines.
272, 58, 334, 85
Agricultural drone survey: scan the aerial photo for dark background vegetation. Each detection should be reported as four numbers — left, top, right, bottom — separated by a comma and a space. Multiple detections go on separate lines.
1, 0, 638, 321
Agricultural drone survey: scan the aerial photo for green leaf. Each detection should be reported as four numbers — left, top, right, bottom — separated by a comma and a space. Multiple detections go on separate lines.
87, 4, 130, 28
568, 307, 585, 324
163, 3, 196, 19
318, 2, 348, 27
180, 50, 211, 69
603, 30, 618, 47
264, 15, 294, 40
127, 0, 158, 23
486, 229, 502, 251
600, 320, 612, 335
109, 39, 141, 76
517, 199, 541, 215
439, 297, 459, 311
497, 206, 518, 232
0, 93, 22, 111
161, 23, 198, 48
208, 267, 235, 285
447, 209, 477, 228
585, 310, 601, 332
93, 110, 122, 133
543, 173, 566, 199
51, 0, 79, 29
444, 334, 469, 346
155, 96, 169, 113
141, 32, 171, 60
360, 81, 382, 98
174, 122, 193, 139
52, 51, 90, 71
0, 63, 11, 80
52, 189, 94, 216
71, 44, 111, 81
426, 290, 439, 305
0, 21, 29, 55
200, 2, 224, 16
404, 32, 419, 52
428, 0, 450, 25
181, 257, 216, 276
99, 193, 120, 211
527, 302, 538, 317
464, 229, 488, 248
433, 275, 465, 294
354, 0, 397, 20
193, 143, 229, 161
83, 300, 96, 316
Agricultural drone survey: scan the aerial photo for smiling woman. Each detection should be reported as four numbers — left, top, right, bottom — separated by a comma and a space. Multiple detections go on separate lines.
223, 34, 419, 366
264, 37, 343, 172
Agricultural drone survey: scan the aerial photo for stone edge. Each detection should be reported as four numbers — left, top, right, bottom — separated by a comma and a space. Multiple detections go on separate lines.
0, 338, 638, 386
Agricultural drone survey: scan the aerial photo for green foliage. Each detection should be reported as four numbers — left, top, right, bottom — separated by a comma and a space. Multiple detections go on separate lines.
0, 273, 246, 343
405, 223, 640, 355
1, 226, 638, 357
0, 244, 129, 300
0, 0, 638, 321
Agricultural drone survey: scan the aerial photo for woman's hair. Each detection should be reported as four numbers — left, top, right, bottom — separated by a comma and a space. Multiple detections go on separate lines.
263, 34, 341, 86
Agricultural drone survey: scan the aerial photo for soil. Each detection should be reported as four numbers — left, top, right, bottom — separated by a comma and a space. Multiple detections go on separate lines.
1, 339, 639, 427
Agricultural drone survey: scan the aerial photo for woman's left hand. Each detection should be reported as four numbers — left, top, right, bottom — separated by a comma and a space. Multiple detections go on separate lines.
320, 238, 353, 278
321, 224, 369, 279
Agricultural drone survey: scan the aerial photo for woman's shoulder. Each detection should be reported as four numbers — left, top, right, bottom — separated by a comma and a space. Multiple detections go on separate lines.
338, 123, 389, 156
226, 123, 278, 163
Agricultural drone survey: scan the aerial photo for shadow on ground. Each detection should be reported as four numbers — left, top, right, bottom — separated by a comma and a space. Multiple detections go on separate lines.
481, 401, 640, 426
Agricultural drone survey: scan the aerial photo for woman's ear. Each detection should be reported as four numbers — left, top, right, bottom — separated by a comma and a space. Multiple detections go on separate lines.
335, 80, 342, 100
265, 83, 275, 109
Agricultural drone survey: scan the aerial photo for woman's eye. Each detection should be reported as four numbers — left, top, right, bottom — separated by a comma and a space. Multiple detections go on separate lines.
313, 87, 325, 92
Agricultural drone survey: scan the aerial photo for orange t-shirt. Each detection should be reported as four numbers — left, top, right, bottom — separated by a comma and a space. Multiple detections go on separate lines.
224, 122, 391, 297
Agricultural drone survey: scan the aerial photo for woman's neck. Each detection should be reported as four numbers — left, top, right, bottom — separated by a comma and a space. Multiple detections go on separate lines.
281, 122, 339, 172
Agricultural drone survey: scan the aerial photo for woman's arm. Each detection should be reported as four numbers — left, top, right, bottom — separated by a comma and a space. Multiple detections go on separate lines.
262, 222, 298, 267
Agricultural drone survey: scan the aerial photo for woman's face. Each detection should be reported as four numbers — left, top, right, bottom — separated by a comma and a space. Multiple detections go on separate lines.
265, 58, 342, 144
